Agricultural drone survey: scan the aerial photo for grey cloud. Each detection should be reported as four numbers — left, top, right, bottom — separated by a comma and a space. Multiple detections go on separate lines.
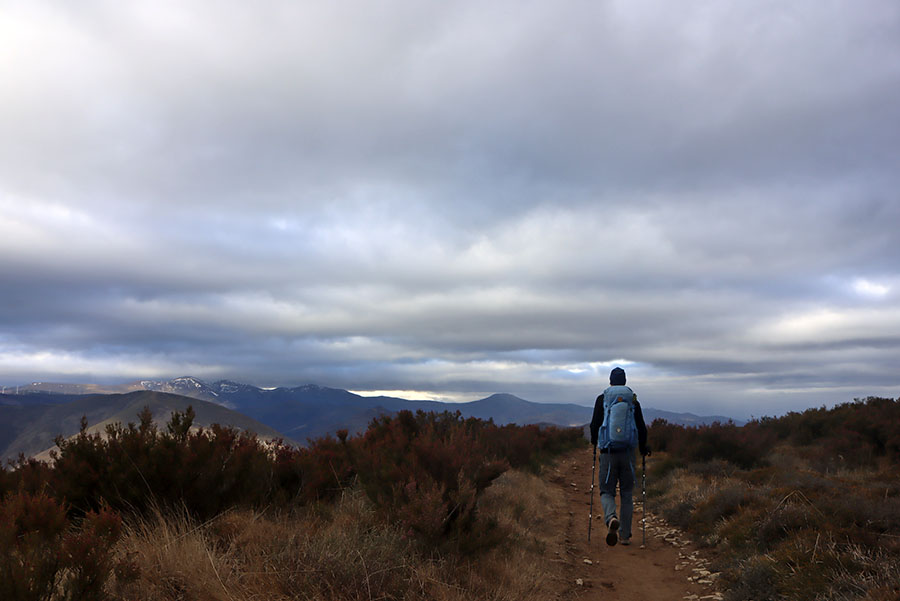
2, 1, 899, 419
6, 2, 896, 209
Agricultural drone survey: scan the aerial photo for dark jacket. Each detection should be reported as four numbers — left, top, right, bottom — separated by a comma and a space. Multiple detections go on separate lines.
589, 390, 648, 455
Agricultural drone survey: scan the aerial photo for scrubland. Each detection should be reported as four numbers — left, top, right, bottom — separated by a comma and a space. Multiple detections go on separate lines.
1, 408, 580, 600
5, 396, 899, 601
648, 396, 900, 601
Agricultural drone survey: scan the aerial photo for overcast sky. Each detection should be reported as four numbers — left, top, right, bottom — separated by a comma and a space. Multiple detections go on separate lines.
2, 1, 899, 419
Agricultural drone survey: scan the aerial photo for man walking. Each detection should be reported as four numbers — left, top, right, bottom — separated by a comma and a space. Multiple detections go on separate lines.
590, 367, 649, 546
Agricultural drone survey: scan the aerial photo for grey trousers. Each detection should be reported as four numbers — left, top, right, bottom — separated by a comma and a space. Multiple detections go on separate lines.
598, 450, 636, 540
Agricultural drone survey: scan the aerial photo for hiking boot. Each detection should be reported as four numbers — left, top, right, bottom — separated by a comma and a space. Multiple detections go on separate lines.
620, 537, 631, 546
606, 517, 619, 546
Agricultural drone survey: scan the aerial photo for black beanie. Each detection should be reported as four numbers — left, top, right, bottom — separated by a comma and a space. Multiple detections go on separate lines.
610, 367, 626, 386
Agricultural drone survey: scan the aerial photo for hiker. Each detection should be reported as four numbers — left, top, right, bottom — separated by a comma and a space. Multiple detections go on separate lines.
589, 366, 649, 546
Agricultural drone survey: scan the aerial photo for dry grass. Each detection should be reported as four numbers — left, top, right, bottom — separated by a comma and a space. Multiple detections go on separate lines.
647, 450, 900, 601
116, 504, 248, 601
111, 465, 566, 601
455, 468, 566, 600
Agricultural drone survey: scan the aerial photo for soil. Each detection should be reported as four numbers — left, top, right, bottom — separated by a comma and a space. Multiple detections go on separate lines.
545, 449, 723, 601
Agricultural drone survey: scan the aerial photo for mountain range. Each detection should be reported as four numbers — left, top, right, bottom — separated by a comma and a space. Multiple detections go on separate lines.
0, 390, 292, 463
1, 377, 743, 463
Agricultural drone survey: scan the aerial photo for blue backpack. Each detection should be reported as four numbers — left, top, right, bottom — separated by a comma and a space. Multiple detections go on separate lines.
599, 385, 638, 451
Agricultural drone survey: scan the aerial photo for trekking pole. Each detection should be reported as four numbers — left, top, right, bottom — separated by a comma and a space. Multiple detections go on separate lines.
588, 445, 597, 541
641, 453, 647, 549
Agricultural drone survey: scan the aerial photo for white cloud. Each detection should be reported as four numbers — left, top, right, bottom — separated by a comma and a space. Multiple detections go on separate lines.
853, 278, 890, 299
753, 306, 900, 346
349, 389, 467, 403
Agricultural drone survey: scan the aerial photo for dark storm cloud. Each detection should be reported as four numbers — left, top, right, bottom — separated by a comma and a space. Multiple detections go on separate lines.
2, 1, 899, 417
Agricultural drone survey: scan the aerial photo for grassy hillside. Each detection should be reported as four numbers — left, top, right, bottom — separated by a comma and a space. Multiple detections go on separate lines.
646, 396, 900, 601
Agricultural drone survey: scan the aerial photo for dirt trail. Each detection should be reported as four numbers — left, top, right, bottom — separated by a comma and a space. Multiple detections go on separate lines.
546, 450, 723, 601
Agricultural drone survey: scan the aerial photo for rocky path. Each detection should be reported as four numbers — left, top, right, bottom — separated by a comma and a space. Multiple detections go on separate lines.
547, 450, 724, 601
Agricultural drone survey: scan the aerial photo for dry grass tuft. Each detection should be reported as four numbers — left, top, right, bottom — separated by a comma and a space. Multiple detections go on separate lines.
117, 504, 245, 601
457, 468, 566, 600
111, 465, 566, 601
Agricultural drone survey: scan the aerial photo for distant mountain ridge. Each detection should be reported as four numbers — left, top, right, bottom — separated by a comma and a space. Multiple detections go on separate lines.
0, 390, 293, 463
8, 377, 743, 425
4, 377, 744, 460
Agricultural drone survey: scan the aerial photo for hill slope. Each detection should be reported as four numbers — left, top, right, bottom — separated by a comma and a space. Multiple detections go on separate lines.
1, 391, 292, 462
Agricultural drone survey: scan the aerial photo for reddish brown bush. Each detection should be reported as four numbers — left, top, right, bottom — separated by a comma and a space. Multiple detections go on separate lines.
354, 411, 509, 547
649, 419, 775, 469
293, 432, 357, 504
0, 491, 134, 601
766, 397, 900, 467
0, 490, 68, 601
47, 408, 279, 520
59, 506, 137, 601
651, 397, 900, 470
9, 404, 581, 559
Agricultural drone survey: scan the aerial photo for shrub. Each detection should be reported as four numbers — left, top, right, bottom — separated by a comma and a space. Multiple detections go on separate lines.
59, 506, 136, 601
0, 491, 134, 601
291, 431, 356, 504
716, 505, 769, 552
648, 419, 774, 469
172, 423, 275, 516
757, 500, 821, 551
355, 411, 509, 548
491, 423, 583, 473
723, 556, 781, 601
777, 397, 900, 466
0, 464, 10, 498
655, 397, 900, 472
648, 454, 683, 480
690, 483, 757, 536
0, 490, 68, 601
4, 458, 57, 498
48, 408, 280, 520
